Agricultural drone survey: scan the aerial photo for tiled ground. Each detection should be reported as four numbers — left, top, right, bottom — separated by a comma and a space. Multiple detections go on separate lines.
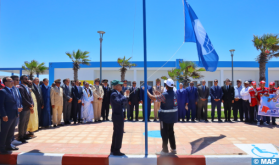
13, 120, 279, 155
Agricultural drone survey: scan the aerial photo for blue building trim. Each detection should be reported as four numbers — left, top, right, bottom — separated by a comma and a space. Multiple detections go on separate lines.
49, 63, 55, 85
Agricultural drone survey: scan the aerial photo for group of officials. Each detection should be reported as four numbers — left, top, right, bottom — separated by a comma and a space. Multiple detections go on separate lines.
0, 74, 278, 155
176, 78, 278, 126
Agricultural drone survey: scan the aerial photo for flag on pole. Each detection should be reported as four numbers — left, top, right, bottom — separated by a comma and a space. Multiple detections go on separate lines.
183, 0, 219, 72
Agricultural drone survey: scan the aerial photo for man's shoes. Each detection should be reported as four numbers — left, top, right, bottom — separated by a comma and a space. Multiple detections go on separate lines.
211, 119, 214, 122
113, 152, 125, 156
53, 125, 57, 127
6, 146, 19, 151
233, 119, 237, 122
0, 150, 9, 154
154, 119, 157, 122
228, 120, 232, 122
272, 122, 277, 125
218, 120, 223, 122
148, 119, 151, 122
240, 119, 244, 122
74, 122, 77, 125
263, 122, 269, 126
182, 119, 185, 122
187, 119, 189, 122
12, 140, 22, 145
191, 120, 195, 122
205, 120, 209, 122
142, 120, 145, 122
170, 149, 177, 155
225, 119, 228, 122
156, 150, 169, 155
257, 122, 260, 126
24, 136, 32, 140
19, 139, 28, 143
106, 118, 110, 121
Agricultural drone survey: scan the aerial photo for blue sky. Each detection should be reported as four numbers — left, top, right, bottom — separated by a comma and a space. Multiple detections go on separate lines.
0, 0, 279, 76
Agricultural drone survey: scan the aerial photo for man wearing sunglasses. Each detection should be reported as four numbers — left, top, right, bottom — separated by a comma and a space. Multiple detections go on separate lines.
210, 79, 223, 122
129, 81, 140, 121
50, 79, 63, 127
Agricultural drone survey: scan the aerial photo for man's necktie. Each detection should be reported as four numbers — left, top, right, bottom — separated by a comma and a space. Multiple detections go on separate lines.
10, 88, 16, 102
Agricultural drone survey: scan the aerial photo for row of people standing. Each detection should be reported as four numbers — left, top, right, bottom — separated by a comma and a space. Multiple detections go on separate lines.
176, 78, 277, 126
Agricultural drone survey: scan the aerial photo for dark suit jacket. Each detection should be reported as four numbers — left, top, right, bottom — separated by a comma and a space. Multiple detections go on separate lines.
110, 89, 128, 121
222, 85, 235, 102
72, 86, 83, 102
140, 85, 152, 102
197, 85, 210, 102
129, 86, 140, 103
186, 86, 198, 102
0, 87, 18, 118
61, 84, 72, 101
102, 86, 111, 104
210, 85, 223, 103
18, 84, 34, 111
32, 83, 44, 107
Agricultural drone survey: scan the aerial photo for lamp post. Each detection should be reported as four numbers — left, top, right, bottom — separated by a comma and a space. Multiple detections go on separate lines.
97, 31, 105, 82
229, 49, 235, 86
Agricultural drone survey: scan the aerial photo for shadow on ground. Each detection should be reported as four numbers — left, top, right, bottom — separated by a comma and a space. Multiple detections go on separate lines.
190, 134, 226, 154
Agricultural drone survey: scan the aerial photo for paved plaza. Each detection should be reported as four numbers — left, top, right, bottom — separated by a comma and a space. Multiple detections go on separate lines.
12, 120, 279, 155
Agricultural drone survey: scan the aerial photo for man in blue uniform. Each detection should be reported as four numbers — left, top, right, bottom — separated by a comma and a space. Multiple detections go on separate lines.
176, 83, 188, 122
145, 79, 178, 155
110, 80, 130, 156
140, 84, 153, 121
210, 79, 223, 122
186, 81, 198, 122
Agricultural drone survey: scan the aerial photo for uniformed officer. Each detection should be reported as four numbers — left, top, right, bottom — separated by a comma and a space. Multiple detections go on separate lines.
145, 79, 178, 155
92, 78, 104, 122
153, 78, 164, 121
102, 79, 111, 121
110, 80, 130, 156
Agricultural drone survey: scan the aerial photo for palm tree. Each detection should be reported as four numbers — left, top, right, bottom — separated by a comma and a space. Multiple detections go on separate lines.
166, 61, 205, 87
66, 49, 90, 81
22, 60, 47, 80
252, 34, 279, 81
117, 56, 137, 81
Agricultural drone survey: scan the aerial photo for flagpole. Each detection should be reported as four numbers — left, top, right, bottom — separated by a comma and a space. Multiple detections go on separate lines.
142, 0, 148, 156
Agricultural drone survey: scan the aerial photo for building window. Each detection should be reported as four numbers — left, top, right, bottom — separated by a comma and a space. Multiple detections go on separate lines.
140, 81, 153, 87
208, 81, 213, 89
275, 81, 279, 88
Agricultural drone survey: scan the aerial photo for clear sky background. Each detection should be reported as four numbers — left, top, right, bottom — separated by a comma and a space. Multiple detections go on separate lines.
0, 0, 279, 78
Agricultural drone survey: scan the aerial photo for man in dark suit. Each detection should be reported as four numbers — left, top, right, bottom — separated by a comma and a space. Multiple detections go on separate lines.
129, 81, 140, 121
0, 77, 22, 154
102, 79, 111, 121
140, 84, 153, 121
61, 78, 72, 125
210, 79, 223, 122
186, 81, 198, 122
222, 78, 235, 122
197, 80, 209, 122
121, 80, 130, 120
71, 79, 83, 124
110, 80, 129, 156
32, 77, 44, 127
18, 75, 34, 143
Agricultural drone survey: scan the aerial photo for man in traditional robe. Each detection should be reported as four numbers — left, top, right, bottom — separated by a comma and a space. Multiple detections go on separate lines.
92, 78, 104, 122
81, 82, 94, 123
50, 79, 63, 127
176, 83, 188, 122
40, 78, 52, 128
32, 77, 44, 128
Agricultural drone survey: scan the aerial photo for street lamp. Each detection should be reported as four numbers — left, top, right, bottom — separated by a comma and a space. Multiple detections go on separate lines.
229, 49, 235, 86
97, 31, 105, 82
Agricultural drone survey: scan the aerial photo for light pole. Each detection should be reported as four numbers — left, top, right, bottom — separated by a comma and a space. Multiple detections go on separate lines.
229, 49, 235, 86
97, 31, 105, 82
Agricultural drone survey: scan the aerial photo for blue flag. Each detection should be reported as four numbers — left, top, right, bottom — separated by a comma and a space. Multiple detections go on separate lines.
183, 0, 219, 72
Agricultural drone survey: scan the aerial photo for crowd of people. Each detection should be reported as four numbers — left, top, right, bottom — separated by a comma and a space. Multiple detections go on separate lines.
0, 75, 278, 154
